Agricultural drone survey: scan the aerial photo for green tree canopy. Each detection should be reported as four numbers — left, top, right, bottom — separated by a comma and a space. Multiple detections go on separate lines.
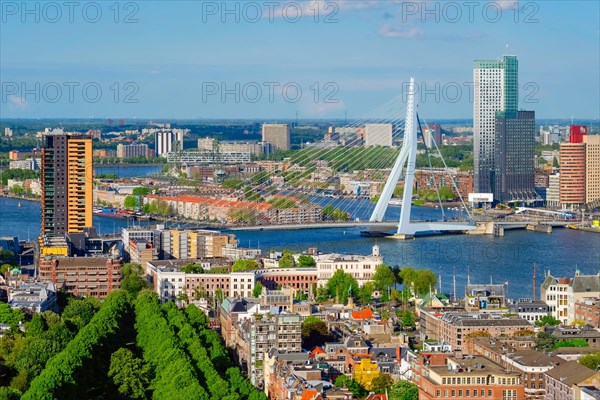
373, 264, 396, 291
389, 380, 418, 400
398, 267, 436, 297
297, 254, 316, 268
278, 251, 295, 268
108, 347, 150, 399
579, 352, 600, 370
301, 316, 331, 351
123, 195, 138, 210
252, 281, 264, 298
371, 373, 394, 394
535, 332, 557, 352
132, 187, 151, 196
535, 315, 561, 327
121, 263, 149, 297
61, 297, 100, 331
232, 259, 259, 272
326, 269, 359, 304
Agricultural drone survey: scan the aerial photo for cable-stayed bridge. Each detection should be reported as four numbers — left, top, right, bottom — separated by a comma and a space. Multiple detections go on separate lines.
228, 78, 564, 238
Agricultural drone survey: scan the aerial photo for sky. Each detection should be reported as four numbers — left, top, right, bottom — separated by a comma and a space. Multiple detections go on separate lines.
0, 0, 598, 120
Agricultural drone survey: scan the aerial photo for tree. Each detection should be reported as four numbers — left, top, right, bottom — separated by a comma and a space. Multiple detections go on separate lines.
335, 375, 351, 388
553, 156, 559, 168
579, 352, 600, 370
297, 254, 316, 268
398, 267, 436, 297
232, 259, 259, 272
535, 315, 561, 327
347, 379, 368, 398
121, 263, 149, 297
278, 251, 295, 268
373, 264, 396, 292
535, 332, 557, 352
389, 380, 418, 400
108, 348, 150, 399
0, 387, 21, 400
396, 310, 416, 328
132, 187, 151, 196
326, 270, 359, 304
181, 263, 204, 274
1, 263, 12, 277
252, 281, 264, 298
371, 373, 394, 394
358, 282, 375, 305
62, 297, 100, 331
124, 195, 138, 210
301, 316, 331, 350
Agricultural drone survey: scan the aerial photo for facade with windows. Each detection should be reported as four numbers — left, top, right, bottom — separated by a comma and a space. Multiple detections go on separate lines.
413, 353, 525, 400
494, 110, 537, 203
473, 55, 518, 194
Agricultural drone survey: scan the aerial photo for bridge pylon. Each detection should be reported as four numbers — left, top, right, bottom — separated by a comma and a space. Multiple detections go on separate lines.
370, 78, 476, 237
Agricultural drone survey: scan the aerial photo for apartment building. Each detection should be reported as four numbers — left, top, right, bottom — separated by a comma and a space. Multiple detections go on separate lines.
413, 353, 525, 400
38, 256, 122, 299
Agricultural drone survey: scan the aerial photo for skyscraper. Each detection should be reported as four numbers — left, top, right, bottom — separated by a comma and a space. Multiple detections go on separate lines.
493, 110, 536, 203
41, 130, 93, 237
473, 55, 518, 194
261, 124, 290, 150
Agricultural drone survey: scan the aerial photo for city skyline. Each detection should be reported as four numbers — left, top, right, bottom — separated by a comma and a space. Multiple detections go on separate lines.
1, 1, 598, 119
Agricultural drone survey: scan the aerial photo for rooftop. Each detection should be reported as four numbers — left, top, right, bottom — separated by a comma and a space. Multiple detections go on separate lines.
428, 354, 519, 377
545, 360, 597, 386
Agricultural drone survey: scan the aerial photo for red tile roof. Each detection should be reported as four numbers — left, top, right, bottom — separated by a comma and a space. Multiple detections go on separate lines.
351, 308, 375, 320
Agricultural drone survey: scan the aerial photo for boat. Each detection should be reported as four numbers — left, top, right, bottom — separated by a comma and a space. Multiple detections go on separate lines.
388, 199, 403, 206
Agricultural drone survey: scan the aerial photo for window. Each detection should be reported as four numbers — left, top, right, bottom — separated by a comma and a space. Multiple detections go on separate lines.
451, 390, 456, 397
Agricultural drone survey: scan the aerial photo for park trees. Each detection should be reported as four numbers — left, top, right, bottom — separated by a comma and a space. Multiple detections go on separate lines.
326, 270, 359, 304
389, 380, 418, 400
398, 267, 436, 297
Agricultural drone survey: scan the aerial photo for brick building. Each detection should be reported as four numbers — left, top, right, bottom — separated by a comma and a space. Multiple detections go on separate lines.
38, 256, 122, 298
412, 353, 525, 400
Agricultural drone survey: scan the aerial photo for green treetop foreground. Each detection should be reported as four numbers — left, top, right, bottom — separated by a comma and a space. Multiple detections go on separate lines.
0, 290, 266, 400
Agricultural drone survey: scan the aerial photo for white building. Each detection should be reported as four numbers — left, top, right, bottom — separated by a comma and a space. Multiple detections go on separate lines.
541, 271, 600, 325
146, 260, 257, 303
546, 174, 560, 208
365, 124, 393, 147
316, 245, 383, 287
155, 130, 184, 157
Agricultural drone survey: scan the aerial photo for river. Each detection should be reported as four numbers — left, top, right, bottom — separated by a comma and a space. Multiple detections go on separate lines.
1, 197, 598, 300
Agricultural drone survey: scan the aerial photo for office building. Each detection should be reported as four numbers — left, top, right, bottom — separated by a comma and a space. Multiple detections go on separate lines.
473, 55, 518, 194
117, 143, 150, 158
364, 123, 393, 147
198, 137, 266, 156
41, 130, 93, 237
38, 256, 123, 299
493, 110, 537, 203
570, 125, 588, 144
155, 130, 184, 157
584, 135, 600, 204
422, 123, 442, 147
262, 124, 290, 151
546, 174, 560, 208
559, 142, 586, 208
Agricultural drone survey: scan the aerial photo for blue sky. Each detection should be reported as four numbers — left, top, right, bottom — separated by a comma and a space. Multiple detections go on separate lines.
0, 0, 598, 119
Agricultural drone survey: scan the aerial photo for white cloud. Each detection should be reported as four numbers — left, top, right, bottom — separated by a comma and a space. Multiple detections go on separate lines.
7, 95, 28, 111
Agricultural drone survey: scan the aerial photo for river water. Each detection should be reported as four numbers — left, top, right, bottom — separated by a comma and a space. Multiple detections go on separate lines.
2, 162, 599, 300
